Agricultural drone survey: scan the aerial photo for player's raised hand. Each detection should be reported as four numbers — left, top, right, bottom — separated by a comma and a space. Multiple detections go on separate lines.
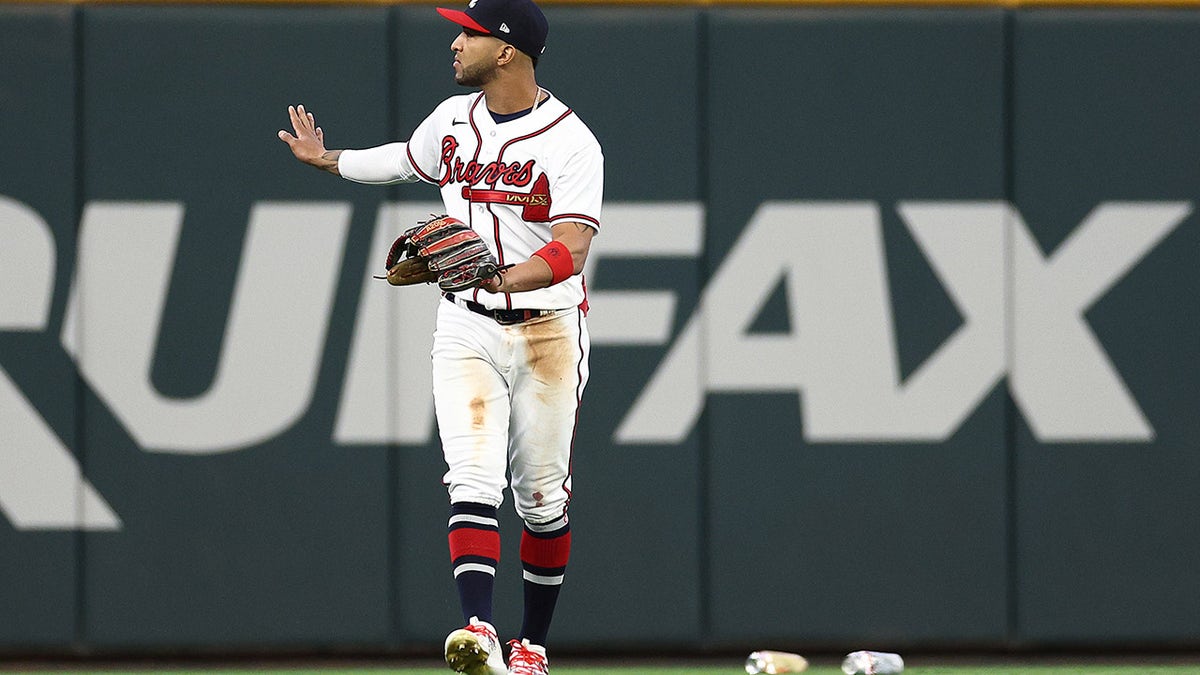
278, 104, 340, 174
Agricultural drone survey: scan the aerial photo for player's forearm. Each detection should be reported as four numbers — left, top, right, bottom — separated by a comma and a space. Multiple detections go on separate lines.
310, 150, 342, 176
493, 256, 555, 293
490, 235, 589, 294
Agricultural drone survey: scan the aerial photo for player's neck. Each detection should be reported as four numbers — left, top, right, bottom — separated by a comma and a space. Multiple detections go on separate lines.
482, 78, 542, 116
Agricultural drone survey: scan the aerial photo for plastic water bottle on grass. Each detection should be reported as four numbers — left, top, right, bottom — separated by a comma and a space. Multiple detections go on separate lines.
745, 650, 809, 673
841, 650, 904, 674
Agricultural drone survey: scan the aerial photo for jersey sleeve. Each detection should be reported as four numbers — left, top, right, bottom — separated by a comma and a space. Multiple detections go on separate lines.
548, 136, 603, 232
338, 143, 417, 185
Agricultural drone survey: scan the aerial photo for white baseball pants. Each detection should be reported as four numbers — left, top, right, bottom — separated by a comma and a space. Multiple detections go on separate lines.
432, 298, 590, 525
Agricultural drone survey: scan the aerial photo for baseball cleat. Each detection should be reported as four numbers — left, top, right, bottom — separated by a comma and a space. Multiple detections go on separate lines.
443, 617, 507, 675
506, 638, 549, 675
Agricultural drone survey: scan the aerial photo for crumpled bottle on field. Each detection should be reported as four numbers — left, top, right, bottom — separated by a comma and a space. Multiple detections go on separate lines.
841, 650, 904, 674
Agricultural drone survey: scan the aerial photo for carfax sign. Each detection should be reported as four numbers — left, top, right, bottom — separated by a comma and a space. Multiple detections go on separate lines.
2, 2, 1198, 654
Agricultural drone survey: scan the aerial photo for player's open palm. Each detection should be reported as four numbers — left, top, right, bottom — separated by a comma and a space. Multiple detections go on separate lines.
277, 104, 328, 166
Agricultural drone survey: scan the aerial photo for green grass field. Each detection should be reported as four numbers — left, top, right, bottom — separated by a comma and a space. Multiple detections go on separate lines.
26, 664, 1200, 675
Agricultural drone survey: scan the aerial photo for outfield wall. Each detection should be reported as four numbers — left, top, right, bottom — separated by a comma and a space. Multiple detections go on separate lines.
2, 2, 1199, 655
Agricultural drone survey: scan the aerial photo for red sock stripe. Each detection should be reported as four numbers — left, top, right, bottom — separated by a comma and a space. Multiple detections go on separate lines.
448, 527, 501, 562
521, 528, 571, 569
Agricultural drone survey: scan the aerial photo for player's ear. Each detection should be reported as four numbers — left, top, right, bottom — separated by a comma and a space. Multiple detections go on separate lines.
496, 43, 518, 67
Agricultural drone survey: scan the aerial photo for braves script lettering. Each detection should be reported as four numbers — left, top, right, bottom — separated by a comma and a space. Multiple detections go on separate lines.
439, 136, 534, 188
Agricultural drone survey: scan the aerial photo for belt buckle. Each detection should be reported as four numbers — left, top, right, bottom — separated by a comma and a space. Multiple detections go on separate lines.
493, 309, 529, 326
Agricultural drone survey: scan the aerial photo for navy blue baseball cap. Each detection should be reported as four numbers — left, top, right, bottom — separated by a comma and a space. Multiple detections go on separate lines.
437, 0, 548, 58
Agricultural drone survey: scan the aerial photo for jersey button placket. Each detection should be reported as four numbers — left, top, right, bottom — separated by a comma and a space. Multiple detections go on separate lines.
475, 134, 494, 214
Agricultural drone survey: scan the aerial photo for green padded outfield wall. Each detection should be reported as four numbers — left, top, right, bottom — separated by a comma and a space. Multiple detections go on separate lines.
1, 3, 1198, 655
0, 4, 79, 650
76, 6, 395, 649
701, 8, 1010, 647
1009, 9, 1200, 644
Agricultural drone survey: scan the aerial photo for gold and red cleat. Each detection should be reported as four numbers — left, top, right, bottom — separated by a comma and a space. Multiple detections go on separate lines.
443, 617, 507, 675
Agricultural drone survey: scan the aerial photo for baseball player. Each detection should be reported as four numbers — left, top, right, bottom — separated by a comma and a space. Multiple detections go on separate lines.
277, 0, 601, 673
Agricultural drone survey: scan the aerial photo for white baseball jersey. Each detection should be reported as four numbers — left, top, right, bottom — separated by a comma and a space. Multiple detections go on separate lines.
341, 90, 603, 310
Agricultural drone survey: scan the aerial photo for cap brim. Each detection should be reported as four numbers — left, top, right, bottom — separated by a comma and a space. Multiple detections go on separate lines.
436, 7, 491, 35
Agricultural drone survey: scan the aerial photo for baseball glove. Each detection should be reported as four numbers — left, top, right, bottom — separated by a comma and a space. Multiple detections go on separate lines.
376, 215, 505, 292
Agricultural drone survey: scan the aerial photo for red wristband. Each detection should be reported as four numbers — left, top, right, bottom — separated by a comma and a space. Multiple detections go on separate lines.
533, 240, 574, 285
